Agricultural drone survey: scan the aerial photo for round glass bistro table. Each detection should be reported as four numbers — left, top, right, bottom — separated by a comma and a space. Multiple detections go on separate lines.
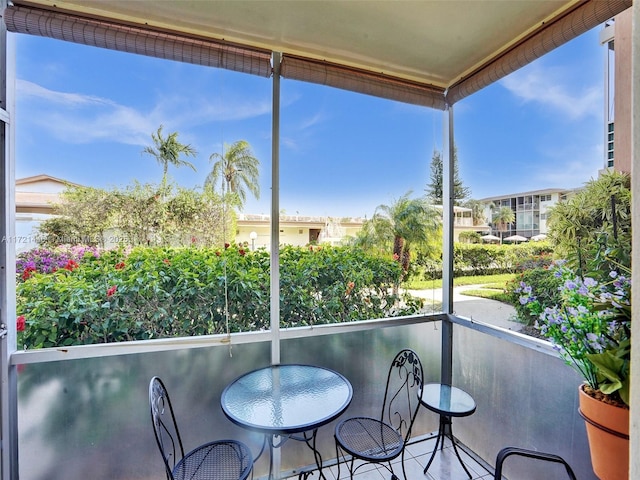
221, 364, 353, 479
421, 382, 477, 478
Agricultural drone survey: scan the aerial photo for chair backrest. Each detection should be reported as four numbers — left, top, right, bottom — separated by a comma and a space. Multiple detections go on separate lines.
380, 349, 424, 443
494, 447, 577, 480
149, 376, 185, 480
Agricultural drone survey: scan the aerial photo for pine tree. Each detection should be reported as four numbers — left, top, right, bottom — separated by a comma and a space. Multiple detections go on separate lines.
425, 147, 470, 205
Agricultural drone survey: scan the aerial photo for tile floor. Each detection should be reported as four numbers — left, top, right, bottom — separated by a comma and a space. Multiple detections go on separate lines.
285, 435, 495, 480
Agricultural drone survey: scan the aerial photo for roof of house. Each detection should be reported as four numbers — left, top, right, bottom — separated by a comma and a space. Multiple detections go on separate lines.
477, 187, 580, 202
16, 174, 82, 189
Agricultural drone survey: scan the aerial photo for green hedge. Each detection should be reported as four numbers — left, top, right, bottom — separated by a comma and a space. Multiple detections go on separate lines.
16, 245, 423, 349
418, 242, 555, 280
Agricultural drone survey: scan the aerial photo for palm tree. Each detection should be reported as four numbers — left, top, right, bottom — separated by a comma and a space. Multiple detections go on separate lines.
142, 125, 197, 187
492, 206, 515, 242
462, 199, 487, 225
206, 140, 260, 208
359, 191, 439, 278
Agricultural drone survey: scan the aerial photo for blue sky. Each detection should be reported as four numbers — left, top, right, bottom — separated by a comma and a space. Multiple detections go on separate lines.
13, 25, 605, 218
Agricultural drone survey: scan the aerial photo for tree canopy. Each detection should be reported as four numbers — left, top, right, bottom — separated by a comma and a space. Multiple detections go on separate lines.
547, 170, 631, 276
142, 125, 197, 187
38, 183, 231, 248
492, 206, 515, 237
206, 140, 260, 209
355, 191, 440, 279
425, 147, 471, 206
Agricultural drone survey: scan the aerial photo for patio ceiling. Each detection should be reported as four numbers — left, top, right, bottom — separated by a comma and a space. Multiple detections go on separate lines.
5, 0, 632, 107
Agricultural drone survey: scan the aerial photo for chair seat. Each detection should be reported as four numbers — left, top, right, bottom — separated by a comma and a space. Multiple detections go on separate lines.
173, 440, 253, 480
335, 417, 403, 461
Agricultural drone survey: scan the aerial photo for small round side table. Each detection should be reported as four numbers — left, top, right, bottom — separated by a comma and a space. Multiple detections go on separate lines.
421, 383, 476, 478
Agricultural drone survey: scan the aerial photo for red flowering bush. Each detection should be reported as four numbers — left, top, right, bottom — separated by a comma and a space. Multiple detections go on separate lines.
64, 259, 79, 271
16, 245, 417, 349
21, 266, 35, 281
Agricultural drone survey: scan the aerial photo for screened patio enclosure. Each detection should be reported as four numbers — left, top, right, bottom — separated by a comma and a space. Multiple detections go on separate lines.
0, 1, 639, 479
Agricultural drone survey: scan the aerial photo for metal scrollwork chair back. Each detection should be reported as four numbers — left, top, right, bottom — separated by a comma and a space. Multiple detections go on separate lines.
334, 349, 424, 480
149, 376, 254, 480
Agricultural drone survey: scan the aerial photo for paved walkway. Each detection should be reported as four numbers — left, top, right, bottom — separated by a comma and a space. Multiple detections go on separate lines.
406, 285, 523, 332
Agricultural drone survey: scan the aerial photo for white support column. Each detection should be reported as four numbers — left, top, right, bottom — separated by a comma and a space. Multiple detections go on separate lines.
0, 1, 18, 477
441, 106, 454, 315
271, 52, 281, 367
629, 2, 639, 478
441, 105, 454, 386
269, 51, 282, 479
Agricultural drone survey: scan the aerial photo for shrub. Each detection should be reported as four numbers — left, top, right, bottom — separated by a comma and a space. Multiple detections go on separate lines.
16, 245, 100, 276
16, 245, 422, 349
507, 266, 563, 326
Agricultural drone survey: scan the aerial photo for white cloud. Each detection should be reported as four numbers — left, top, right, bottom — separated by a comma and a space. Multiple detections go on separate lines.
500, 64, 601, 120
16, 79, 271, 146
18, 80, 113, 107
533, 142, 603, 188
298, 111, 327, 130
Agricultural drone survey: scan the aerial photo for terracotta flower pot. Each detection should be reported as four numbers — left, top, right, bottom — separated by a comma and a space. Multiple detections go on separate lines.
578, 384, 629, 480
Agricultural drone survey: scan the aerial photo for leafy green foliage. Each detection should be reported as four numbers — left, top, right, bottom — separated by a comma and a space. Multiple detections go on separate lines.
425, 147, 470, 205
38, 186, 118, 247
453, 243, 553, 276
458, 231, 481, 243
517, 262, 631, 405
206, 140, 260, 208
491, 206, 515, 233
16, 245, 422, 349
142, 124, 197, 187
37, 182, 231, 248
353, 191, 440, 280
508, 268, 562, 327
547, 170, 631, 277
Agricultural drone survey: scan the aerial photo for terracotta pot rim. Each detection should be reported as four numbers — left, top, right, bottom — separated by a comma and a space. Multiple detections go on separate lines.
579, 383, 629, 437
579, 383, 629, 410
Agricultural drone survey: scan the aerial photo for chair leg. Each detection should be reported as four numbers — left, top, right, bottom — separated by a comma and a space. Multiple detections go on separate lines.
334, 438, 357, 480
334, 438, 342, 480
400, 449, 408, 480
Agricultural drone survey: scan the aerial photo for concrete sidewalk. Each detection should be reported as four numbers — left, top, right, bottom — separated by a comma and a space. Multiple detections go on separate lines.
406, 285, 523, 332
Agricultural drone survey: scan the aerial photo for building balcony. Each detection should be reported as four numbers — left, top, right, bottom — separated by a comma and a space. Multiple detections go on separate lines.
14, 312, 594, 480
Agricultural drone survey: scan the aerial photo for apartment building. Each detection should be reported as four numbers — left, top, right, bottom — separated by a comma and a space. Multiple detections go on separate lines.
600, 9, 632, 174
478, 188, 575, 239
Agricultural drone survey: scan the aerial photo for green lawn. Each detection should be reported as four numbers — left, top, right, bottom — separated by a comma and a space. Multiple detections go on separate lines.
406, 273, 516, 290
406, 273, 517, 305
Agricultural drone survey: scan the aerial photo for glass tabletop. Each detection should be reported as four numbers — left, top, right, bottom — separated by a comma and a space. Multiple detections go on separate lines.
420, 383, 476, 417
221, 364, 353, 434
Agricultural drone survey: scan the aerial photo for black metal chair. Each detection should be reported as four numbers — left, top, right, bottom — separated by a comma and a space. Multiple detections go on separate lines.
494, 446, 577, 480
149, 376, 254, 480
334, 349, 423, 480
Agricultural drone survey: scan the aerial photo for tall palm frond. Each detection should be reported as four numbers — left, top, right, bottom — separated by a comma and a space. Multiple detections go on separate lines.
206, 140, 260, 208
365, 191, 440, 275
142, 125, 197, 187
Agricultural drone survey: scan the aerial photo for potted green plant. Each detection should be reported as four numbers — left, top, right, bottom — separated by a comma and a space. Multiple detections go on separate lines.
518, 261, 630, 480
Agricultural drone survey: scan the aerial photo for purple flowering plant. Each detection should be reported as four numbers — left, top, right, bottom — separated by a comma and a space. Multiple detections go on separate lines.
16, 245, 100, 278
518, 260, 631, 406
